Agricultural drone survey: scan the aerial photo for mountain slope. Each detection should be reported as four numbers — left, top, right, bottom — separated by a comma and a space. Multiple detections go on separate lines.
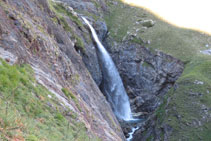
104, 1, 211, 140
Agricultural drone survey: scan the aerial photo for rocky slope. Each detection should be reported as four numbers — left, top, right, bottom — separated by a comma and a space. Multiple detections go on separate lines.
0, 0, 124, 140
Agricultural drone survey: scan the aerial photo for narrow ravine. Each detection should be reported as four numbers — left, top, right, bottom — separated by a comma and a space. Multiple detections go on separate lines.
82, 17, 146, 140
82, 17, 132, 121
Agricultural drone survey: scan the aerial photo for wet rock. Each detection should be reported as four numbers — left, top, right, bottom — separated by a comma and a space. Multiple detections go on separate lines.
137, 94, 161, 113
95, 20, 108, 41
132, 112, 148, 119
131, 96, 144, 109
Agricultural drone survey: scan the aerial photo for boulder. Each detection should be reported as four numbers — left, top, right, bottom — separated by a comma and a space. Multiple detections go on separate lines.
142, 19, 155, 28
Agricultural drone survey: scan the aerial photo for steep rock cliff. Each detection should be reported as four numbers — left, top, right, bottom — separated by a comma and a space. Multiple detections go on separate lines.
0, 0, 124, 140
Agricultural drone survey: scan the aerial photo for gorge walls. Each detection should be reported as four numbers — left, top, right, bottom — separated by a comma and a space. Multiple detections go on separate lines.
0, 0, 186, 140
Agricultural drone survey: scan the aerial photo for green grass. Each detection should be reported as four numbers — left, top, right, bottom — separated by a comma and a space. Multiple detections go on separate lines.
61, 88, 76, 100
52, 3, 83, 29
0, 60, 96, 140
47, 0, 85, 54
61, 88, 81, 112
105, 0, 211, 140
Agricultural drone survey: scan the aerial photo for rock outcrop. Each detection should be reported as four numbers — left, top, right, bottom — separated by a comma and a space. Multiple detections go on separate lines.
104, 41, 184, 114
103, 39, 184, 138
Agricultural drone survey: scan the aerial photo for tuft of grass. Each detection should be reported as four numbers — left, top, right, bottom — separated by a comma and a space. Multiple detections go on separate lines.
61, 88, 81, 112
130, 36, 145, 45
61, 88, 76, 100
74, 35, 85, 53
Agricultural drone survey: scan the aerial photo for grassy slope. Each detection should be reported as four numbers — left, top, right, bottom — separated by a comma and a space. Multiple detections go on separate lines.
105, 1, 211, 140
0, 60, 94, 141
0, 0, 102, 140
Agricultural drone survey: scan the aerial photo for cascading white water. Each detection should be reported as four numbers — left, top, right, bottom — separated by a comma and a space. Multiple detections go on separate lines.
82, 17, 132, 121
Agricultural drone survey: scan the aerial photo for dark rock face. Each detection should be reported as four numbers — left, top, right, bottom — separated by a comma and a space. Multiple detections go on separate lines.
102, 40, 184, 139
94, 20, 108, 41
132, 115, 173, 141
104, 42, 184, 114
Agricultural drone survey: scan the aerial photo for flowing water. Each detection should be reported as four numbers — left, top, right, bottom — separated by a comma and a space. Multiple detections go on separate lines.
82, 17, 132, 121
127, 127, 139, 141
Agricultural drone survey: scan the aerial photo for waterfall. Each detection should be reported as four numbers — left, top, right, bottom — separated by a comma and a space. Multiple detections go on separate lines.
82, 17, 132, 121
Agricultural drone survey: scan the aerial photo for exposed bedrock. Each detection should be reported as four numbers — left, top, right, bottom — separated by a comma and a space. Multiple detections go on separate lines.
100, 40, 184, 138
103, 40, 184, 114
57, 0, 108, 86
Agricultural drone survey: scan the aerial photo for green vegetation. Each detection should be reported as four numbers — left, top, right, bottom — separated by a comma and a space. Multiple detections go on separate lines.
130, 36, 145, 45
155, 95, 168, 123
0, 60, 95, 140
91, 0, 101, 9
52, 3, 83, 29
78, 10, 100, 21
105, 0, 211, 140
61, 88, 76, 100
61, 88, 81, 112
74, 35, 86, 53
47, 0, 85, 54
146, 135, 154, 141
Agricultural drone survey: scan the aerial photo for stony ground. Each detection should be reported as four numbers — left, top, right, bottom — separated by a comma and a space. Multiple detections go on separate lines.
105, 0, 211, 140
